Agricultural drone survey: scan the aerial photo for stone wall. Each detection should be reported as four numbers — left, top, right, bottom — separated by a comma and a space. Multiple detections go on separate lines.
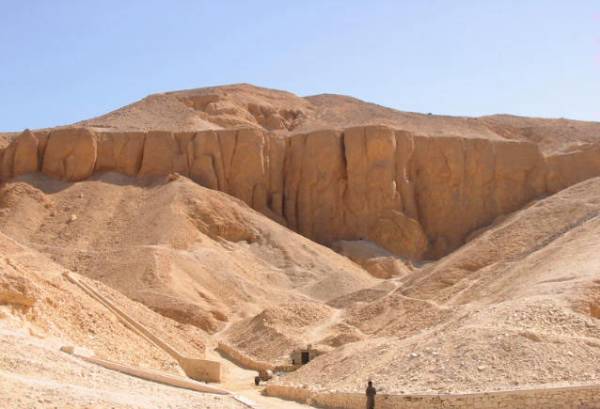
217, 342, 274, 372
2, 126, 600, 260
265, 383, 600, 409
65, 272, 222, 383
178, 357, 222, 384
75, 354, 228, 395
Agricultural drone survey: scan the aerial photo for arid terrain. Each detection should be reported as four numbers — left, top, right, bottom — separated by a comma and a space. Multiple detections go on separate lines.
2, 83, 600, 407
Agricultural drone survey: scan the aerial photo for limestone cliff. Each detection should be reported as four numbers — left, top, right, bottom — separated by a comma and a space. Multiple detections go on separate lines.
1, 126, 599, 259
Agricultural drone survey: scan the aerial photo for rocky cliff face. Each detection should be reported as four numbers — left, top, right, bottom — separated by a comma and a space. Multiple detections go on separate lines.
2, 126, 599, 260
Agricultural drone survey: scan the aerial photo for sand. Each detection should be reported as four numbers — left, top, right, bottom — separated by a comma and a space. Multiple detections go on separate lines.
2, 83, 600, 407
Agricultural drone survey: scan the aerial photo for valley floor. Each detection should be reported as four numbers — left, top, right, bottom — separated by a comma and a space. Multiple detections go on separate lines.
0, 329, 245, 409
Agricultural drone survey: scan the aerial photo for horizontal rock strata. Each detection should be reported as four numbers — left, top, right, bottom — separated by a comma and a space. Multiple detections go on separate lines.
1, 126, 599, 259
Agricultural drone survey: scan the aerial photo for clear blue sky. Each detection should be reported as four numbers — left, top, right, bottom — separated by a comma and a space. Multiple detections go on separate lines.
1, 1, 599, 131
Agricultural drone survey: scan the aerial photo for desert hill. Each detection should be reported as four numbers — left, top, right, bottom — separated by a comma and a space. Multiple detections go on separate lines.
0, 226, 250, 408
77, 84, 600, 155
0, 172, 375, 332
3, 85, 600, 261
274, 176, 600, 393
2, 124, 599, 260
2, 83, 600, 407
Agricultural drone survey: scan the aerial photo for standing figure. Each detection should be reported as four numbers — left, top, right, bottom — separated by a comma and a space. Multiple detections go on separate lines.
365, 380, 376, 409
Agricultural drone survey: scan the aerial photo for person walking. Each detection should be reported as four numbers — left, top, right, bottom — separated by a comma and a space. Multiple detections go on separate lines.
365, 380, 376, 409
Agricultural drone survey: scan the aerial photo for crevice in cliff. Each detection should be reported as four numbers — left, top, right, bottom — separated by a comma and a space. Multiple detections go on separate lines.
339, 131, 349, 181
293, 135, 306, 235
36, 131, 49, 173
281, 137, 291, 225
39, 130, 53, 178
135, 132, 147, 176
230, 131, 239, 185
490, 141, 500, 216
185, 132, 196, 180
216, 131, 231, 192
405, 135, 420, 223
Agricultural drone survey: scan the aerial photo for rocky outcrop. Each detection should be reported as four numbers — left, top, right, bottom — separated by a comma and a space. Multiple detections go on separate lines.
545, 145, 600, 193
95, 131, 145, 176
42, 128, 97, 181
2, 125, 599, 260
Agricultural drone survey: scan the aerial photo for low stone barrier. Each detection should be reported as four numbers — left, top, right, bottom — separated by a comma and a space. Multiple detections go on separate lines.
265, 383, 600, 409
65, 272, 222, 383
273, 364, 300, 373
179, 357, 222, 384
67, 352, 229, 395
216, 342, 274, 372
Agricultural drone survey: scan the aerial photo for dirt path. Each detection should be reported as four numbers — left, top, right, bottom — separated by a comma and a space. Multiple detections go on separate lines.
206, 348, 318, 409
66, 269, 316, 408
304, 308, 344, 344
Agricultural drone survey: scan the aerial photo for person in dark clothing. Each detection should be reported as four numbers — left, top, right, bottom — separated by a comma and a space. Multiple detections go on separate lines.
365, 380, 376, 409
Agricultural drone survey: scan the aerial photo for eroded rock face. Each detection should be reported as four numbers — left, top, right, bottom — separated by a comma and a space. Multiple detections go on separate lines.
42, 128, 97, 181
2, 125, 600, 260
13, 130, 39, 176
95, 131, 145, 176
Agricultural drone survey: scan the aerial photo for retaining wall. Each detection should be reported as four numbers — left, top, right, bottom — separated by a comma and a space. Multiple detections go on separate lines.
73, 353, 228, 395
216, 342, 274, 372
65, 272, 222, 383
265, 383, 600, 409
179, 357, 222, 384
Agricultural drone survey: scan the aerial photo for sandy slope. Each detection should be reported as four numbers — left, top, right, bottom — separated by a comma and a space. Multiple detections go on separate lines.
2, 83, 600, 407
0, 228, 206, 374
3, 152, 600, 400
274, 177, 600, 393
73, 83, 600, 155
0, 172, 376, 334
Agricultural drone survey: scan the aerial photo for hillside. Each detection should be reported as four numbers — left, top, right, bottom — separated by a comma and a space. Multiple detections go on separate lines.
74, 84, 600, 155
0, 172, 375, 332
1, 83, 600, 407
276, 176, 600, 393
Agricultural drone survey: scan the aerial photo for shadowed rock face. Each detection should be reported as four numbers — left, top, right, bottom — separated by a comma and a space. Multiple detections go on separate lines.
1, 125, 599, 260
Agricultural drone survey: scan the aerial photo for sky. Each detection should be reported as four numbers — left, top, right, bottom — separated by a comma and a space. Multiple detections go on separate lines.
0, 0, 599, 131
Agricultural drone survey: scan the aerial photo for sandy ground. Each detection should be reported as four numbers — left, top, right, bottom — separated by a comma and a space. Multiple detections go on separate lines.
3, 173, 600, 399
0, 171, 364, 408
274, 177, 600, 393
2, 83, 600, 405
0, 328, 246, 409
205, 347, 317, 409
